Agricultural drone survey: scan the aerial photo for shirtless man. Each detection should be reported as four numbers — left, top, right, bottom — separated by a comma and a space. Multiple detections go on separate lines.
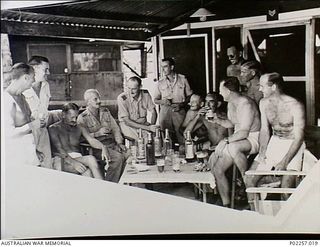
239, 61, 263, 104
49, 103, 105, 180
181, 94, 204, 132
245, 73, 305, 208
226, 44, 246, 80
184, 92, 228, 147
209, 77, 261, 207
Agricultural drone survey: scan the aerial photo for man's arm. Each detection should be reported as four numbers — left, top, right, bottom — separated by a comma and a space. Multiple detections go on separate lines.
79, 125, 110, 161
150, 108, 157, 125
276, 101, 305, 170
257, 99, 270, 160
153, 84, 171, 106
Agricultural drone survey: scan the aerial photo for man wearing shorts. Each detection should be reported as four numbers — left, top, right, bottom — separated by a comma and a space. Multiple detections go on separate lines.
245, 72, 305, 208
209, 77, 261, 207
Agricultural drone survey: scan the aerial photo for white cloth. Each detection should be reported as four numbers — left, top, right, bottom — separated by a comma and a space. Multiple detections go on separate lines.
3, 91, 39, 166
68, 152, 83, 159
256, 135, 305, 171
247, 131, 260, 154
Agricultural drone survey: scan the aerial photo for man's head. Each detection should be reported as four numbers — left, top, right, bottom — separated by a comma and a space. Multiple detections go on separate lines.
219, 77, 240, 102
28, 56, 50, 83
9, 63, 35, 94
227, 45, 243, 65
259, 72, 284, 98
84, 89, 101, 110
240, 61, 261, 85
189, 94, 204, 111
205, 92, 224, 112
161, 57, 175, 76
127, 76, 142, 99
61, 102, 79, 127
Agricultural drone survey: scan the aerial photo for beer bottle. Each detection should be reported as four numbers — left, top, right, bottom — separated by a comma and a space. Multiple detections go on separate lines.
146, 132, 155, 166
137, 128, 145, 160
154, 127, 162, 158
163, 128, 172, 156
185, 130, 195, 162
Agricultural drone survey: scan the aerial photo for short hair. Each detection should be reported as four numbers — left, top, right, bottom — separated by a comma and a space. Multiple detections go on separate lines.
128, 76, 142, 87
162, 57, 175, 67
227, 43, 243, 52
264, 72, 284, 90
242, 60, 261, 72
191, 93, 204, 103
10, 62, 34, 80
206, 92, 224, 103
28, 56, 49, 66
221, 77, 240, 92
62, 102, 79, 113
83, 89, 101, 102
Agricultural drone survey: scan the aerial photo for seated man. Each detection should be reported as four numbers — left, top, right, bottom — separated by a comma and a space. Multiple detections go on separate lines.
48, 103, 105, 180
77, 89, 129, 183
117, 76, 158, 139
209, 77, 261, 207
245, 73, 305, 209
184, 92, 228, 147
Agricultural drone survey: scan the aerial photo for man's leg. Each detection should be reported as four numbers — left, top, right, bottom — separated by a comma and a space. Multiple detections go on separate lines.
281, 175, 296, 200
172, 110, 186, 145
227, 140, 252, 177
243, 161, 263, 210
76, 155, 104, 180
105, 148, 125, 183
212, 151, 234, 206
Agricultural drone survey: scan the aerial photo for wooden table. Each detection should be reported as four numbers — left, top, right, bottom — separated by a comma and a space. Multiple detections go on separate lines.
119, 160, 216, 203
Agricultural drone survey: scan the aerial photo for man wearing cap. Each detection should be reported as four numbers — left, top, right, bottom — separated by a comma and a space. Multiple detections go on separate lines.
154, 57, 193, 144
117, 76, 158, 139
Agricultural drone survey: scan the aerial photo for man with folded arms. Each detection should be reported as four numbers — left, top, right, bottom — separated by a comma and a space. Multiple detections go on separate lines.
245, 73, 305, 209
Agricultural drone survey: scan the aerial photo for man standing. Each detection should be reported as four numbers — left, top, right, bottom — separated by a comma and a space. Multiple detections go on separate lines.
239, 61, 263, 104
48, 103, 105, 180
77, 89, 128, 183
209, 77, 261, 207
184, 92, 228, 147
226, 44, 246, 79
154, 57, 193, 144
117, 76, 158, 139
23, 56, 53, 168
245, 73, 305, 208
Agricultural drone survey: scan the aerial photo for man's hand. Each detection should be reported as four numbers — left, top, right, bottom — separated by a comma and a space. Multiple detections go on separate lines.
36, 150, 45, 163
215, 139, 227, 157
197, 107, 208, 117
96, 127, 110, 137
117, 143, 127, 153
40, 118, 47, 128
171, 103, 182, 112
101, 146, 111, 162
273, 160, 287, 171
162, 99, 172, 106
148, 125, 158, 133
71, 161, 87, 174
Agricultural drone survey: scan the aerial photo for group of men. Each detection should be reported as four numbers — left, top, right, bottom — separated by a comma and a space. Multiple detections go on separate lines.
4, 50, 306, 209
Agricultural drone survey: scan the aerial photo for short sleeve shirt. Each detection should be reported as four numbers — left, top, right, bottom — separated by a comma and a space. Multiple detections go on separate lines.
77, 107, 123, 144
117, 90, 155, 124
154, 73, 193, 103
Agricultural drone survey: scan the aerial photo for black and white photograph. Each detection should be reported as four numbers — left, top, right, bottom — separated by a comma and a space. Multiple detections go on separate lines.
1, 0, 320, 240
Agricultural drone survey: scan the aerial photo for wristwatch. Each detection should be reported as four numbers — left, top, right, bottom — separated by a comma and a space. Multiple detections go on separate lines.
223, 137, 229, 144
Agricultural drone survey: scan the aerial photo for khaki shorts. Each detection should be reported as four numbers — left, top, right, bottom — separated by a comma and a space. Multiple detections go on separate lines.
247, 131, 260, 154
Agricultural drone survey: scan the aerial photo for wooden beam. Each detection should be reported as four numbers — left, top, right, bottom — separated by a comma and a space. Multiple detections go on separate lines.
1, 20, 148, 41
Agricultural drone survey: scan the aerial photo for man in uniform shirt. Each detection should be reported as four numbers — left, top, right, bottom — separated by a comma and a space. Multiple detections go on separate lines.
154, 57, 193, 144
117, 76, 158, 139
77, 89, 128, 183
239, 61, 263, 104
23, 56, 52, 168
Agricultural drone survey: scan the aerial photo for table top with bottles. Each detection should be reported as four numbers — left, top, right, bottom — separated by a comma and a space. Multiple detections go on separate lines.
119, 127, 216, 189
